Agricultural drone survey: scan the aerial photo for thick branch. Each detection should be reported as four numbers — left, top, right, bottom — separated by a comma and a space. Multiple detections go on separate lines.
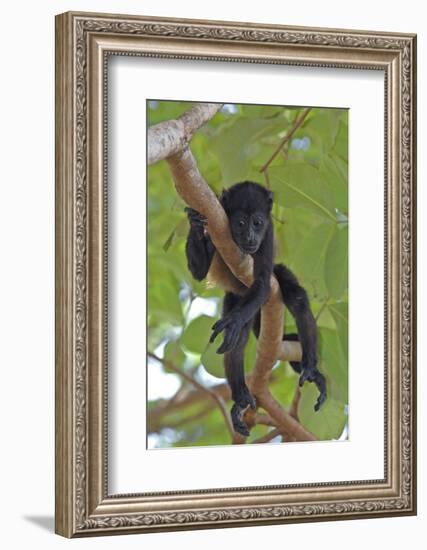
148, 103, 222, 165
256, 389, 316, 441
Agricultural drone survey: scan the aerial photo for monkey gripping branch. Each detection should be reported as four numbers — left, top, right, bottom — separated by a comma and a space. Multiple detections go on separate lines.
147, 103, 317, 442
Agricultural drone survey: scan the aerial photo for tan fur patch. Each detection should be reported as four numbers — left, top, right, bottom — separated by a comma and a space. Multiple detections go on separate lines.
207, 252, 246, 295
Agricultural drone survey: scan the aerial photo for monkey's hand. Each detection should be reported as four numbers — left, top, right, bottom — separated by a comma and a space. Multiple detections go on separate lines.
210, 311, 244, 354
299, 362, 327, 412
185, 207, 207, 238
231, 390, 256, 437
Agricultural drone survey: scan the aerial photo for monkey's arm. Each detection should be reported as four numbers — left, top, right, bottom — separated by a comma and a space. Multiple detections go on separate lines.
210, 224, 273, 353
273, 264, 326, 411
185, 208, 215, 281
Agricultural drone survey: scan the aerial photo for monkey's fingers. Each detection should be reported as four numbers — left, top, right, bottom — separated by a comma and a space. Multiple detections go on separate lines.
313, 372, 327, 412
209, 325, 223, 343
298, 369, 312, 387
210, 316, 232, 343
216, 326, 240, 354
185, 207, 207, 227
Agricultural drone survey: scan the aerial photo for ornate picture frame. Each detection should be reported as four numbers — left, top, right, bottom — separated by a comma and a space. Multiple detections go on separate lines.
55, 11, 417, 537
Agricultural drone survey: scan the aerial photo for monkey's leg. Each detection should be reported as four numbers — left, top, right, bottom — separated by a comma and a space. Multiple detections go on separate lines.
273, 264, 327, 411
185, 208, 215, 281
222, 293, 255, 436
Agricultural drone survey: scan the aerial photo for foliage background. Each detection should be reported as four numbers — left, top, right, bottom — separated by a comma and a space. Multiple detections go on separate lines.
147, 101, 348, 448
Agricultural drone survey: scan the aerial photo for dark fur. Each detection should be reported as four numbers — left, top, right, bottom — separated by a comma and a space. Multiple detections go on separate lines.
185, 181, 326, 436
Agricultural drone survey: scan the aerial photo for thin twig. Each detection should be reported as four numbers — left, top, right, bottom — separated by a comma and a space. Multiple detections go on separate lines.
281, 382, 302, 442
289, 385, 302, 421
253, 413, 277, 427
259, 108, 311, 173
148, 351, 239, 443
251, 428, 283, 444
263, 169, 271, 189
148, 403, 214, 433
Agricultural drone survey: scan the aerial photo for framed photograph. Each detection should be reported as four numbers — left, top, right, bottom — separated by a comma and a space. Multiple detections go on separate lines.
55, 11, 417, 537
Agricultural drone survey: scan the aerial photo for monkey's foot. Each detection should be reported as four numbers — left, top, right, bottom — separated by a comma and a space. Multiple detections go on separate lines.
231, 393, 256, 437
299, 368, 327, 412
185, 207, 207, 231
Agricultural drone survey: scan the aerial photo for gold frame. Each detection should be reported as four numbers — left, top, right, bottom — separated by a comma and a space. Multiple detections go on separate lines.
55, 11, 417, 537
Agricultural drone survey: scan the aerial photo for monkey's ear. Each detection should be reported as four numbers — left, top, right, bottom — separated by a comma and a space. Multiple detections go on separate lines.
266, 190, 274, 212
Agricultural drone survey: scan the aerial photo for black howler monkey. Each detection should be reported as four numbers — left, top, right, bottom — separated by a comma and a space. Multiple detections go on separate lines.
185, 181, 326, 436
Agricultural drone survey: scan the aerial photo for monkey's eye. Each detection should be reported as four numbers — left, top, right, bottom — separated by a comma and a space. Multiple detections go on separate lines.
238, 220, 245, 227
253, 219, 263, 227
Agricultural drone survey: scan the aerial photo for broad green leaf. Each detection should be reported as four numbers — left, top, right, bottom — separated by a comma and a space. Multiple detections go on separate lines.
319, 154, 348, 215
148, 278, 183, 326
318, 327, 348, 403
299, 384, 347, 440
291, 221, 337, 296
201, 343, 225, 379
269, 163, 336, 222
181, 315, 214, 354
324, 225, 348, 300
304, 109, 342, 152
211, 117, 289, 184
313, 303, 336, 329
328, 301, 349, 358
333, 116, 349, 162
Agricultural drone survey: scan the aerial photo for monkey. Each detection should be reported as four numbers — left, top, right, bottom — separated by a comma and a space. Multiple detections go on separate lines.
184, 181, 326, 436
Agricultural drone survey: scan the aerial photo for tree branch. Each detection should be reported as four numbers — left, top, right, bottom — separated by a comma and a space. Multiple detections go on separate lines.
251, 428, 282, 444
148, 103, 223, 165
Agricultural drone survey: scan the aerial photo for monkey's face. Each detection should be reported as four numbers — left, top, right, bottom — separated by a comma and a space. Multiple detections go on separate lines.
229, 211, 269, 255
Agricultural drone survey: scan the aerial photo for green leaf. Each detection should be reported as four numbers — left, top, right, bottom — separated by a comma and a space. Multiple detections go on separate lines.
328, 301, 348, 358
181, 315, 214, 354
164, 341, 186, 368
201, 343, 225, 379
333, 116, 349, 162
319, 154, 348, 215
291, 221, 337, 296
211, 117, 288, 184
148, 278, 183, 326
299, 384, 347, 440
269, 164, 336, 222
304, 109, 342, 152
324, 225, 348, 300
318, 327, 348, 403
